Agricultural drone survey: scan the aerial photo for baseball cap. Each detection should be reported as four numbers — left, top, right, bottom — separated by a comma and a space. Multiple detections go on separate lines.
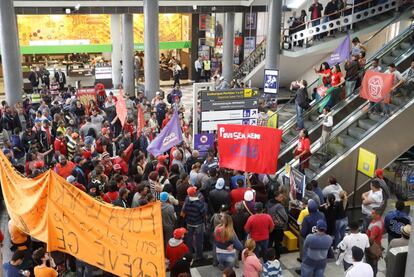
375, 168, 384, 178
160, 192, 169, 203
34, 160, 44, 169
215, 178, 225, 190
187, 186, 197, 197
244, 190, 254, 202
173, 228, 187, 239
66, 175, 76, 184
316, 219, 327, 231
113, 164, 121, 170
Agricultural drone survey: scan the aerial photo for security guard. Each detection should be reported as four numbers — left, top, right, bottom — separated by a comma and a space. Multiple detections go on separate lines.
202, 58, 211, 82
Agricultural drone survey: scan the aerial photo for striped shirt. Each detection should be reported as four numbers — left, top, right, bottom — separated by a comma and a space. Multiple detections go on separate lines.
263, 260, 282, 277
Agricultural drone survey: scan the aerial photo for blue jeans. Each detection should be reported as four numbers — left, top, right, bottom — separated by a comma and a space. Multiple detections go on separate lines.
186, 223, 204, 259
295, 103, 304, 129
301, 263, 325, 277
334, 217, 348, 248
216, 252, 236, 269
254, 239, 268, 261
312, 19, 321, 40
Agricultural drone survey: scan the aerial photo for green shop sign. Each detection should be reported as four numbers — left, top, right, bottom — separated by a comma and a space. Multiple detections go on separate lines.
16, 41, 191, 55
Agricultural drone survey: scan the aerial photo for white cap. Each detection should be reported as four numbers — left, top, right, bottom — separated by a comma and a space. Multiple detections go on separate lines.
156, 91, 160, 95
244, 190, 254, 201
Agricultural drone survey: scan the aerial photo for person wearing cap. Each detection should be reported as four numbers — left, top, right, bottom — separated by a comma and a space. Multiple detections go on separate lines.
384, 200, 411, 244
156, 154, 169, 172
160, 191, 177, 248
386, 224, 411, 267
112, 187, 130, 208
337, 221, 370, 271
66, 175, 86, 192
208, 178, 230, 215
345, 246, 373, 277
230, 179, 249, 214
218, 76, 230, 90
182, 186, 206, 261
373, 168, 390, 215
244, 202, 274, 260
166, 227, 189, 269
299, 219, 332, 277
112, 150, 129, 175
54, 154, 76, 179
243, 190, 256, 216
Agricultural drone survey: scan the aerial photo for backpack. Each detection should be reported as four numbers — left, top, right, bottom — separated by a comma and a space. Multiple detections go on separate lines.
167, 93, 173, 104
266, 174, 280, 199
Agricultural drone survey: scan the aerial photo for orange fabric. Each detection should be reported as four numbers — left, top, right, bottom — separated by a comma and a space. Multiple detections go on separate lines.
8, 220, 28, 250
0, 151, 165, 277
34, 266, 58, 277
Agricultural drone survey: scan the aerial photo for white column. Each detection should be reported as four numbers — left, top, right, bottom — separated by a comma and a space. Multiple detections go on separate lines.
265, 0, 282, 70
111, 14, 122, 89
222, 12, 235, 82
122, 14, 135, 96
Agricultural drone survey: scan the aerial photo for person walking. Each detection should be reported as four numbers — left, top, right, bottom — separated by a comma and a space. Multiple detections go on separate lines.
301, 220, 333, 277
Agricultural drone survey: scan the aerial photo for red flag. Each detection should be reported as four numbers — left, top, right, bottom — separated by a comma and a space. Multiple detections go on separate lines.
115, 89, 128, 127
137, 103, 145, 137
217, 124, 282, 174
123, 142, 134, 162
360, 70, 394, 103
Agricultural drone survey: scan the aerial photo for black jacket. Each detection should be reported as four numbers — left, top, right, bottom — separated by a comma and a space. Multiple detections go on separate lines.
208, 189, 230, 214
309, 3, 324, 20
295, 87, 310, 109
28, 71, 39, 87
54, 71, 66, 84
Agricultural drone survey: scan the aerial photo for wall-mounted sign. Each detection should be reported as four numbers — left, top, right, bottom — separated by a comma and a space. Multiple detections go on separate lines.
264, 69, 280, 94
357, 148, 377, 178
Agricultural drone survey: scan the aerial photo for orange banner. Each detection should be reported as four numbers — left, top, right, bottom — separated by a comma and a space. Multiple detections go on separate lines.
0, 151, 165, 277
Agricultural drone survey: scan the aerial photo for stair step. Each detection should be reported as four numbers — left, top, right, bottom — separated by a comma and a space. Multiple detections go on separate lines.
304, 120, 313, 129
392, 49, 404, 57
358, 118, 377, 130
368, 112, 382, 121
310, 114, 320, 121
400, 42, 411, 50
327, 143, 345, 156
382, 55, 394, 65
391, 96, 407, 106
337, 134, 359, 148
348, 126, 366, 140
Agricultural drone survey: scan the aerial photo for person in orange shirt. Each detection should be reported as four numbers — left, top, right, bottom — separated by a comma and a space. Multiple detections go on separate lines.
32, 247, 58, 277
8, 219, 28, 251
54, 155, 76, 179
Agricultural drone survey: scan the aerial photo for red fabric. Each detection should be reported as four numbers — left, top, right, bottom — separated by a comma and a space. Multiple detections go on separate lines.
113, 157, 128, 175
166, 241, 189, 269
137, 104, 145, 137
330, 72, 342, 87
0, 230, 4, 243
123, 122, 134, 137
317, 85, 328, 98
312, 5, 319, 20
54, 138, 67, 156
367, 218, 384, 245
295, 137, 311, 169
217, 125, 282, 174
103, 191, 119, 203
360, 70, 394, 103
55, 161, 76, 179
101, 160, 113, 176
230, 188, 248, 214
244, 213, 274, 241
115, 89, 128, 127
73, 182, 86, 192
161, 117, 170, 129
123, 143, 134, 163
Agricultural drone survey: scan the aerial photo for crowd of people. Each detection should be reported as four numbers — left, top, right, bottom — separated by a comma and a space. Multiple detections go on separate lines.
0, 71, 412, 277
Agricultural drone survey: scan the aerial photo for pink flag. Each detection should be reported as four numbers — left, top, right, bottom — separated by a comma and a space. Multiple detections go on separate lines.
115, 90, 128, 127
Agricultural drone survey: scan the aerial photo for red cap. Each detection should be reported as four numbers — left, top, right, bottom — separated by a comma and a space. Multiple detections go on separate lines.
83, 151, 92, 159
187, 186, 197, 197
113, 164, 121, 170
34, 160, 44, 169
173, 228, 187, 239
375, 168, 384, 178
101, 128, 110, 135
157, 155, 168, 163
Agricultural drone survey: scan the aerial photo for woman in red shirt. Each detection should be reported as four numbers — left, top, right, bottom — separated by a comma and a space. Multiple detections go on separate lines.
319, 64, 345, 112
314, 62, 332, 86
294, 129, 311, 173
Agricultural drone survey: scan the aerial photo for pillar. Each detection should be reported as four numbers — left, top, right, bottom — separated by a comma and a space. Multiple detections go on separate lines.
0, 0, 23, 105
405, 205, 414, 275
111, 14, 122, 89
122, 14, 135, 96
265, 0, 282, 70
222, 13, 235, 83
144, 0, 160, 99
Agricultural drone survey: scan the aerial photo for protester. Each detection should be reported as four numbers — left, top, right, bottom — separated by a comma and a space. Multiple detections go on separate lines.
242, 239, 262, 277
361, 180, 383, 231
384, 200, 411, 244
166, 227, 190, 269
293, 129, 311, 173
366, 207, 384, 277
32, 247, 58, 277
322, 176, 343, 201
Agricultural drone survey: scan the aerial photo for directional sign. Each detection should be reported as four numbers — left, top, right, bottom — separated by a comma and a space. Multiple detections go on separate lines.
201, 88, 259, 101
201, 98, 258, 111
202, 119, 258, 131
201, 109, 258, 122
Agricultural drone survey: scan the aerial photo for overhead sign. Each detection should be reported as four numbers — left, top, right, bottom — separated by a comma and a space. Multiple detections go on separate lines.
357, 148, 377, 178
201, 98, 258, 111
201, 88, 259, 101
95, 67, 112, 80
194, 134, 215, 157
201, 109, 258, 121
202, 119, 258, 132
264, 69, 280, 94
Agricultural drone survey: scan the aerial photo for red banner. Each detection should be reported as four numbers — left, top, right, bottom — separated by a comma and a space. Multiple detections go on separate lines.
76, 88, 96, 106
115, 89, 128, 127
217, 124, 282, 174
360, 70, 394, 103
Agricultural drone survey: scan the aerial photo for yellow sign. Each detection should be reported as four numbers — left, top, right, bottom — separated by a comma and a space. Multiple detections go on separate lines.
0, 151, 165, 277
285, 163, 292, 177
267, 110, 278, 128
357, 148, 377, 178
244, 88, 253, 98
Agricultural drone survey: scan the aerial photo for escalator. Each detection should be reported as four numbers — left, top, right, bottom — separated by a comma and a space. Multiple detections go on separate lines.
282, 66, 414, 205
275, 24, 414, 170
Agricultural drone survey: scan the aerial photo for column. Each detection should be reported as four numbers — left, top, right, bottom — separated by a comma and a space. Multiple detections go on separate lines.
222, 12, 235, 83
144, 0, 160, 99
0, 0, 23, 105
265, 0, 282, 70
111, 14, 122, 89
405, 205, 414, 275
122, 14, 135, 96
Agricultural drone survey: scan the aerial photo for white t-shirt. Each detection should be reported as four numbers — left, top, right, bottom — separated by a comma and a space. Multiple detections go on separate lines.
322, 183, 343, 201
345, 261, 373, 277
361, 190, 383, 215
385, 69, 404, 86
338, 232, 370, 264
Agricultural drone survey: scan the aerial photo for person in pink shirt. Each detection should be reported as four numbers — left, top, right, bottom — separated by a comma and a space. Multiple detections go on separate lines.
242, 239, 262, 277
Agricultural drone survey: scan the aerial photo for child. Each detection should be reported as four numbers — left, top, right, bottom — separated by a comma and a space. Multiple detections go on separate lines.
242, 239, 262, 277
263, 248, 282, 277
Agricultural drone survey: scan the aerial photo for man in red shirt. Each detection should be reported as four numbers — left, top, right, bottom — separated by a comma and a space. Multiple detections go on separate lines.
230, 179, 248, 214
54, 155, 76, 179
166, 227, 189, 269
112, 151, 128, 175
244, 202, 274, 260
367, 207, 384, 245
53, 131, 67, 157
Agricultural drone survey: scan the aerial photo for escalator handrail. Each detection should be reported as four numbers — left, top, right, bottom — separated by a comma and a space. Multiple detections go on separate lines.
279, 24, 414, 132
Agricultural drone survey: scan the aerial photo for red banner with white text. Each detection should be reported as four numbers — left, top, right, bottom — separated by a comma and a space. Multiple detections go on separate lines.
217, 124, 282, 174
360, 70, 394, 103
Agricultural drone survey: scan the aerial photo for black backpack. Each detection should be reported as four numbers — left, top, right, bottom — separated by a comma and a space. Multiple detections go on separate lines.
266, 174, 280, 199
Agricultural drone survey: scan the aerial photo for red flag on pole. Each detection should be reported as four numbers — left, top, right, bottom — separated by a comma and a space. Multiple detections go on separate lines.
137, 103, 145, 137
360, 70, 394, 103
217, 124, 282, 174
115, 89, 128, 127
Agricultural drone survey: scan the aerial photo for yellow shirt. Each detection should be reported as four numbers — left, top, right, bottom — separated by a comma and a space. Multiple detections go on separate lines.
34, 266, 58, 277
297, 207, 309, 226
